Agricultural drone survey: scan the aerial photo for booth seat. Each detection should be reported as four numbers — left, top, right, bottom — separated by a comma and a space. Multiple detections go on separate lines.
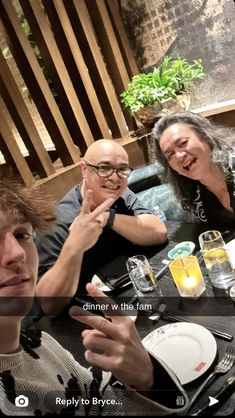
128, 163, 196, 222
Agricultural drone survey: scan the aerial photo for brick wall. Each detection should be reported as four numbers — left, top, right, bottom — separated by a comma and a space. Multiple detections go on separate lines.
120, 0, 235, 107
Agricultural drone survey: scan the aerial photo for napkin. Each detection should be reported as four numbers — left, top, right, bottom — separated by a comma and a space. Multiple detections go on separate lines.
225, 238, 235, 269
96, 255, 129, 287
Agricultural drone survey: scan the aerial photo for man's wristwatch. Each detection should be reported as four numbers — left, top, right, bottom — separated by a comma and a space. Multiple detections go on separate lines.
106, 208, 116, 228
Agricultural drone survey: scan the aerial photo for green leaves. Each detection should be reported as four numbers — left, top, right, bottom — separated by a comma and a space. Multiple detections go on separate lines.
121, 57, 205, 114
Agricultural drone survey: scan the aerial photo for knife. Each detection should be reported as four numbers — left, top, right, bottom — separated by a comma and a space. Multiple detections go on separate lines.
108, 273, 130, 288
191, 371, 235, 415
156, 304, 233, 341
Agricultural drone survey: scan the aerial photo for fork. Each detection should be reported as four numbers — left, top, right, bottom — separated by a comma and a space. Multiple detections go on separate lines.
185, 344, 235, 414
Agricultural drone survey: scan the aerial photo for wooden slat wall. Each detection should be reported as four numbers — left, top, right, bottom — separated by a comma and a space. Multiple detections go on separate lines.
106, 0, 139, 78
20, 0, 95, 147
0, 0, 80, 166
72, 0, 129, 137
52, 0, 111, 139
0, 48, 55, 177
0, 0, 139, 194
0, 105, 34, 187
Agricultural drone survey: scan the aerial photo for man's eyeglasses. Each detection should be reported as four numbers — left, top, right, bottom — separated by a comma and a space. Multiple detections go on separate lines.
84, 161, 132, 179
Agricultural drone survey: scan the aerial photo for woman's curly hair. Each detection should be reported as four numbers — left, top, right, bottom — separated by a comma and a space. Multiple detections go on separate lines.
151, 111, 235, 210
0, 174, 56, 230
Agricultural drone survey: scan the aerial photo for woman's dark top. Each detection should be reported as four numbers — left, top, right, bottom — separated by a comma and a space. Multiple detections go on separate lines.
191, 176, 235, 225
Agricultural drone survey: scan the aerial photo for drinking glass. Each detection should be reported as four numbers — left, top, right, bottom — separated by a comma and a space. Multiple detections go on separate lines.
126, 255, 162, 312
199, 230, 224, 251
199, 230, 235, 289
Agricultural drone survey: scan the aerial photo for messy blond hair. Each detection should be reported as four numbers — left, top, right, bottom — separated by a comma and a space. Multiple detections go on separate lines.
0, 175, 56, 230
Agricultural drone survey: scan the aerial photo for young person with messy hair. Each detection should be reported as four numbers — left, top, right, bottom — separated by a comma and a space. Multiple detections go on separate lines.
0, 176, 189, 415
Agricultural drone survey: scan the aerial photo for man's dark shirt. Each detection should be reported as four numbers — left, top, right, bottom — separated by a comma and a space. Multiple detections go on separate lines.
36, 185, 153, 294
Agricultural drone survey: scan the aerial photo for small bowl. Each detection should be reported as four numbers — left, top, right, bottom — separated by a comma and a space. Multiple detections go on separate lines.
167, 241, 195, 260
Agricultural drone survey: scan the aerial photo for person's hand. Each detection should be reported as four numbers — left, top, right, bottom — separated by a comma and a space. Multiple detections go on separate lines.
69, 283, 154, 391
68, 190, 113, 252
95, 210, 110, 227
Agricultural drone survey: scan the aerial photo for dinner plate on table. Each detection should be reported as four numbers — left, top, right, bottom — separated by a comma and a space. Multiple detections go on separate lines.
142, 322, 217, 385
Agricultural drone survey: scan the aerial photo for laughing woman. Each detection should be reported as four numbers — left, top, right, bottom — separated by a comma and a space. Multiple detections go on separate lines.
151, 111, 235, 225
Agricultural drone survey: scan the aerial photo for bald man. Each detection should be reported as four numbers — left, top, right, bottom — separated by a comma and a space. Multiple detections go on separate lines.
36, 140, 167, 315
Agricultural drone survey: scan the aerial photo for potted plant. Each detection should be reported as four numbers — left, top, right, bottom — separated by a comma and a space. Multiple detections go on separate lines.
121, 56, 205, 126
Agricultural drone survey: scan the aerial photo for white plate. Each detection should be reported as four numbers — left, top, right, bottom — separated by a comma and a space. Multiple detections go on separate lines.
142, 322, 217, 385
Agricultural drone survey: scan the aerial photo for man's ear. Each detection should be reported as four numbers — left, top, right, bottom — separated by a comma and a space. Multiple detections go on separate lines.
80, 161, 86, 178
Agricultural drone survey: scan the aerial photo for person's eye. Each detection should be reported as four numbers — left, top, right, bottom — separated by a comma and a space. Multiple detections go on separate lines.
99, 166, 111, 172
179, 139, 188, 147
119, 167, 129, 175
166, 152, 174, 161
15, 232, 33, 241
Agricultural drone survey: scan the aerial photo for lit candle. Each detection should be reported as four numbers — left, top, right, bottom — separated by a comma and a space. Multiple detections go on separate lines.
182, 276, 197, 288
181, 276, 202, 297
169, 256, 206, 298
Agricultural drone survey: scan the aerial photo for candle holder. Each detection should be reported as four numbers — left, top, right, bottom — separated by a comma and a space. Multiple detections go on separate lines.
169, 256, 206, 298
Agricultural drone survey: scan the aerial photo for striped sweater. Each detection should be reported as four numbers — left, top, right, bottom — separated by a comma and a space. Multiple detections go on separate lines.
0, 329, 189, 415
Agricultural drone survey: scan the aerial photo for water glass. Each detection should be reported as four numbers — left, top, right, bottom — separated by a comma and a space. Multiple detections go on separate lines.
126, 255, 162, 312
199, 230, 224, 251
199, 230, 235, 289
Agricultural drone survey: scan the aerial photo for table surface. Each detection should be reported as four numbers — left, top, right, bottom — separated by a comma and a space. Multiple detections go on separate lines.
32, 221, 235, 416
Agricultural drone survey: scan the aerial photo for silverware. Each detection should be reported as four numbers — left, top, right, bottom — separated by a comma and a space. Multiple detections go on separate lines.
191, 368, 235, 416
160, 313, 233, 341
185, 344, 235, 415
154, 252, 203, 281
108, 273, 130, 288
197, 252, 204, 265
154, 261, 170, 280
128, 294, 138, 305
157, 304, 233, 342
105, 275, 132, 294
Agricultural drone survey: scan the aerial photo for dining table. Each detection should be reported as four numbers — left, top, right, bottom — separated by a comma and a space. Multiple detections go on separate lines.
31, 221, 235, 416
